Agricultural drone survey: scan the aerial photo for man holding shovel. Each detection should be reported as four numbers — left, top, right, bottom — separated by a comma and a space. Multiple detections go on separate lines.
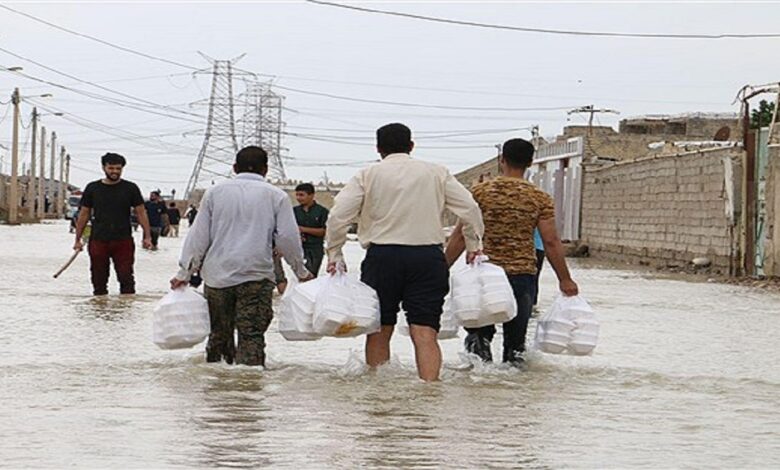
73, 153, 152, 295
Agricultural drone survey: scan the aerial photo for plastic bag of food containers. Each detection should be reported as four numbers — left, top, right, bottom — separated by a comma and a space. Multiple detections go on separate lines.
312, 271, 381, 338
534, 295, 599, 355
450, 256, 517, 328
277, 277, 328, 341
153, 287, 211, 349
397, 295, 459, 340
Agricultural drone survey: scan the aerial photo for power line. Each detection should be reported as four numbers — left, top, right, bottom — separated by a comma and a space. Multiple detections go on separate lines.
21, 71, 195, 90
0, 4, 200, 70
305, 0, 780, 40
28, 99, 199, 155
0, 46, 204, 119
2, 67, 206, 124
273, 83, 573, 112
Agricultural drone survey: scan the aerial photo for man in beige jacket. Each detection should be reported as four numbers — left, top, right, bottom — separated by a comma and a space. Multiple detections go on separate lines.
325, 123, 484, 381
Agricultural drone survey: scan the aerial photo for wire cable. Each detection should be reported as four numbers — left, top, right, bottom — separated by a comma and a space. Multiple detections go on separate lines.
3, 67, 206, 124
306, 0, 780, 40
0, 4, 200, 70
273, 84, 573, 112
0, 46, 204, 119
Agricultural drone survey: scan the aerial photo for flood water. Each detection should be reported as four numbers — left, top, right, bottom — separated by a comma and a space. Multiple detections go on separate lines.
1, 221, 779, 468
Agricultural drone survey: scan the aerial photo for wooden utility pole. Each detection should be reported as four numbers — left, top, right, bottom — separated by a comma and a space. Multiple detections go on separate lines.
57, 145, 65, 218
65, 154, 71, 201
8, 88, 21, 225
37, 126, 46, 220
37, 125, 46, 219
567, 105, 620, 135
49, 131, 56, 216
26, 107, 38, 221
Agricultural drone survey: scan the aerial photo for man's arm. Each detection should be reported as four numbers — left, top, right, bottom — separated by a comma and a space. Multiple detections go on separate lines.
325, 174, 364, 268
537, 217, 579, 296
171, 193, 212, 288
134, 204, 153, 249
275, 196, 311, 280
299, 226, 326, 237
444, 221, 466, 266
73, 206, 91, 251
443, 173, 484, 262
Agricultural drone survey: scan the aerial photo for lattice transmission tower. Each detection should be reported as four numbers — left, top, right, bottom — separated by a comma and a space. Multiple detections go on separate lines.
185, 54, 247, 199
240, 79, 286, 181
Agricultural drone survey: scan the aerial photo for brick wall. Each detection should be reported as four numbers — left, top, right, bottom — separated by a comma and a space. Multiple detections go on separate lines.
581, 147, 742, 273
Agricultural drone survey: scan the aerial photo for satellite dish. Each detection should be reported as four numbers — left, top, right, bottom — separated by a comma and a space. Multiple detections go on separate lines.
714, 126, 731, 141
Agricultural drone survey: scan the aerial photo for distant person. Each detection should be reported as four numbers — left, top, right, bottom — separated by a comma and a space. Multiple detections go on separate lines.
294, 183, 329, 277
446, 138, 579, 367
144, 191, 166, 250
533, 228, 545, 308
325, 123, 484, 381
73, 153, 152, 296
186, 205, 198, 226
167, 202, 182, 238
170, 146, 311, 367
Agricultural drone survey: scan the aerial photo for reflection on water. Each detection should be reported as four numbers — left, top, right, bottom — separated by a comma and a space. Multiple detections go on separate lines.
1, 222, 779, 468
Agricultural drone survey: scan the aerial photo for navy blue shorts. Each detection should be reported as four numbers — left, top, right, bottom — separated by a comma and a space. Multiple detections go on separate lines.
360, 244, 450, 331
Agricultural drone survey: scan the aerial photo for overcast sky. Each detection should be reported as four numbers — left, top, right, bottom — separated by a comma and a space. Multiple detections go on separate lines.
1, 1, 779, 196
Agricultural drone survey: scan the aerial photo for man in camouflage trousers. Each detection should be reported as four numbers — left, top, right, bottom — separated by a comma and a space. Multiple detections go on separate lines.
171, 146, 311, 366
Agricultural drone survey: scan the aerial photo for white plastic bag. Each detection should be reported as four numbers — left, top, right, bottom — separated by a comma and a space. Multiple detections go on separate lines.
534, 295, 599, 355
397, 295, 459, 340
450, 256, 517, 328
153, 287, 211, 350
312, 272, 381, 337
277, 277, 328, 341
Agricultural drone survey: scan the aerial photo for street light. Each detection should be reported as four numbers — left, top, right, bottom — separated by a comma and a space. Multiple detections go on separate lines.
6, 66, 23, 72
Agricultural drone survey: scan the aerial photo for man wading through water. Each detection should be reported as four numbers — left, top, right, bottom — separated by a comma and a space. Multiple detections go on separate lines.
326, 123, 485, 381
171, 146, 312, 366
73, 153, 152, 296
446, 138, 579, 367
294, 183, 329, 277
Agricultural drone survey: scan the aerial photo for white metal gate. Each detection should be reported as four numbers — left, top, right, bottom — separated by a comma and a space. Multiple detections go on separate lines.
527, 137, 584, 242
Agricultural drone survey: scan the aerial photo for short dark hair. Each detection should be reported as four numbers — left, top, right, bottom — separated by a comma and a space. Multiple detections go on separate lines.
502, 138, 535, 169
101, 152, 126, 167
377, 123, 413, 155
169, 202, 176, 207
295, 183, 315, 194
235, 146, 268, 173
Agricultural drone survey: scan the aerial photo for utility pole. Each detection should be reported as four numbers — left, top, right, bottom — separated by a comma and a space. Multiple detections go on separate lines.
57, 145, 65, 218
567, 105, 620, 135
531, 125, 540, 148
65, 154, 71, 202
26, 107, 38, 221
37, 125, 46, 219
8, 88, 20, 225
49, 131, 56, 216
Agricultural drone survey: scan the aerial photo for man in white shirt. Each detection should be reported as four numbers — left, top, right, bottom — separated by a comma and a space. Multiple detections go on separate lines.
170, 146, 311, 366
326, 123, 485, 381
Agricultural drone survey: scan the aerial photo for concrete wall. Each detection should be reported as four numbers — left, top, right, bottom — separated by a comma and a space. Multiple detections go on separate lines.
763, 145, 780, 276
581, 147, 743, 273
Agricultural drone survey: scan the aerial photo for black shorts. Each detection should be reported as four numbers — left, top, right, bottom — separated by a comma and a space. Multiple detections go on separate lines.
360, 244, 450, 331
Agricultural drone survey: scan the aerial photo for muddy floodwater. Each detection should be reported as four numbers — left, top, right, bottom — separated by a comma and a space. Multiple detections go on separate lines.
1, 221, 779, 468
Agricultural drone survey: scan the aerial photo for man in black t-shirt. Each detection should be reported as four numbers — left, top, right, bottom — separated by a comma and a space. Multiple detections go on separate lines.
74, 153, 152, 295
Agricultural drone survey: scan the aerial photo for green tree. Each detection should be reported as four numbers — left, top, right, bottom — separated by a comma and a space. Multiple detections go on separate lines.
751, 99, 776, 129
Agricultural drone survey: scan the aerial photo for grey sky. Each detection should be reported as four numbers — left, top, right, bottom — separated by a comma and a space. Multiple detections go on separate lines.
1, 1, 779, 196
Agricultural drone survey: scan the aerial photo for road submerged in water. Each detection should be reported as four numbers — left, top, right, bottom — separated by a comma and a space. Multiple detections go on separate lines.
1, 221, 779, 468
